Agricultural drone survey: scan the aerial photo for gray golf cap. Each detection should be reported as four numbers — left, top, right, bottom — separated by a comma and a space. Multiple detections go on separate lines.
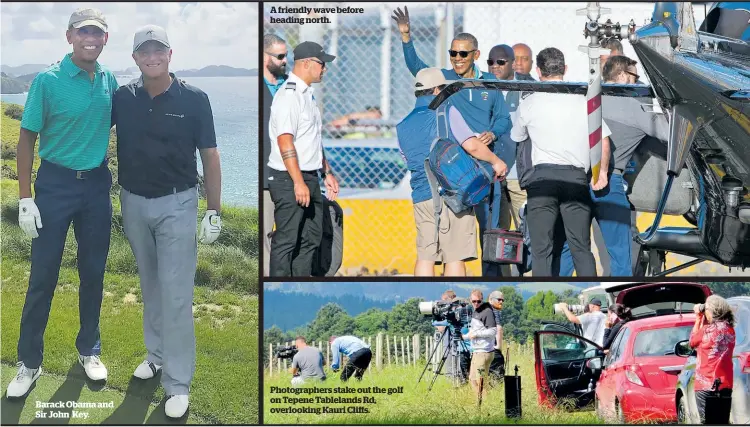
133, 25, 170, 52
489, 290, 505, 302
69, 8, 108, 31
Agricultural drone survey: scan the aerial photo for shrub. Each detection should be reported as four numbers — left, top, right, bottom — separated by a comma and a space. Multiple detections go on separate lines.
4, 104, 23, 121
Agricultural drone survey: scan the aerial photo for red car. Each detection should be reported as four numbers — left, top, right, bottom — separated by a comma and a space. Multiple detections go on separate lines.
534, 282, 712, 423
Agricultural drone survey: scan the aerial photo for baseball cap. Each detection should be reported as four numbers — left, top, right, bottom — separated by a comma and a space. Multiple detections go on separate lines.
489, 290, 505, 302
489, 44, 515, 60
133, 25, 170, 52
69, 8, 108, 31
590, 298, 602, 307
293, 41, 336, 63
414, 68, 450, 91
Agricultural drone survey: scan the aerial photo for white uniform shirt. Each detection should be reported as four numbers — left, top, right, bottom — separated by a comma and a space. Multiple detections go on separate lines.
267, 72, 324, 172
510, 91, 611, 172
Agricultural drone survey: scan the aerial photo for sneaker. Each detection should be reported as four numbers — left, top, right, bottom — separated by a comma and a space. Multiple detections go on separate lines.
133, 360, 162, 380
6, 362, 41, 398
165, 394, 189, 418
78, 355, 107, 381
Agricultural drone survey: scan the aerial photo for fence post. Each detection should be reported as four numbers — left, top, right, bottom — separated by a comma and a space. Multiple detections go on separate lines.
413, 334, 420, 365
386, 334, 391, 365
376, 333, 383, 370
400, 336, 406, 365
406, 337, 411, 365
368, 336, 372, 373
268, 344, 273, 377
392, 336, 397, 365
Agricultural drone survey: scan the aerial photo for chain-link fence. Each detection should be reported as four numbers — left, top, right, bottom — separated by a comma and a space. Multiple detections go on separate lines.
263, 2, 736, 277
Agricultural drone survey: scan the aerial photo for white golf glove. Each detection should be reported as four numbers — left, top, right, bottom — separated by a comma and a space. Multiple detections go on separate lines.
199, 209, 221, 244
18, 198, 43, 239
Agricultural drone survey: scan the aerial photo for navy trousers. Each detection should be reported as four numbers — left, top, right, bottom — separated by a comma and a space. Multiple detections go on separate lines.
18, 160, 112, 369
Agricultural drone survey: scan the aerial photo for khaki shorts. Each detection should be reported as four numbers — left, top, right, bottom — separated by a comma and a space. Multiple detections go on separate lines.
469, 351, 495, 382
413, 199, 478, 264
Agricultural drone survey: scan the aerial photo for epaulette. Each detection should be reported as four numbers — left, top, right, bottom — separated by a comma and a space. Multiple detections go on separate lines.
521, 91, 533, 100
286, 81, 296, 91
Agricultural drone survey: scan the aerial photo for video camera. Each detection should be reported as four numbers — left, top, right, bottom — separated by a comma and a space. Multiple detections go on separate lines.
274, 345, 298, 359
419, 300, 473, 329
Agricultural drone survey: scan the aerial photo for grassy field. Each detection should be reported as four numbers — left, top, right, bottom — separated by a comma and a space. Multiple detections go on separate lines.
0, 102, 259, 424
263, 344, 602, 425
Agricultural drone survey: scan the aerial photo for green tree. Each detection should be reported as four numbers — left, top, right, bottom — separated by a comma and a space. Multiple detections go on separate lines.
705, 282, 750, 299
388, 298, 434, 336
354, 308, 389, 336
306, 303, 356, 342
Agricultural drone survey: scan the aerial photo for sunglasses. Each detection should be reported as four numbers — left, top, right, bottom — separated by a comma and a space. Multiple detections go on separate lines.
266, 52, 287, 60
497, 298, 505, 302
471, 299, 482, 304
449, 49, 476, 58
486, 59, 509, 66
308, 58, 326, 68
77, 26, 105, 37
625, 70, 640, 81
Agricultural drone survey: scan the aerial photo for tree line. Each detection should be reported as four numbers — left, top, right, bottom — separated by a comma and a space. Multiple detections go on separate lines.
264, 282, 750, 347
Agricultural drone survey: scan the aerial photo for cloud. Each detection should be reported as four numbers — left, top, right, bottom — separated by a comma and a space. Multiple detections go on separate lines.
0, 2, 259, 71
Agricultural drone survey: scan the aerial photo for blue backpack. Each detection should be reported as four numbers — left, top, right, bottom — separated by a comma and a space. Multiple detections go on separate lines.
424, 103, 495, 233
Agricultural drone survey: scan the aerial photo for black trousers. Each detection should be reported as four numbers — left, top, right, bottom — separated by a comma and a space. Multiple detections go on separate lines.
696, 388, 732, 424
489, 349, 505, 378
526, 165, 596, 276
340, 348, 372, 381
268, 169, 324, 277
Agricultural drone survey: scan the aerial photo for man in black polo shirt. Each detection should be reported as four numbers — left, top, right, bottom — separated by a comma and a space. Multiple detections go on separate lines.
112, 25, 222, 419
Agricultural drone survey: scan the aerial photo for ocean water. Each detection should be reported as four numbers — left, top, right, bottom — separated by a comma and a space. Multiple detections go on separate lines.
1, 76, 259, 208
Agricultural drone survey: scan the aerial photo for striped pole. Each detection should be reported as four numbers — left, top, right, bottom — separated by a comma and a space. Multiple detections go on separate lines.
577, 2, 611, 186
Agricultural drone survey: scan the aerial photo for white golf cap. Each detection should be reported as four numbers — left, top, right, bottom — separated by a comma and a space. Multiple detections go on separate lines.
133, 25, 170, 52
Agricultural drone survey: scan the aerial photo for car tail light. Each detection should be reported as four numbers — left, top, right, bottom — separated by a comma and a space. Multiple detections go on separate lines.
625, 365, 645, 386
739, 352, 750, 374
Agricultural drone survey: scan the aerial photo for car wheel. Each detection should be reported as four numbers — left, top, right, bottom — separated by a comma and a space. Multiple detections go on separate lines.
677, 395, 688, 424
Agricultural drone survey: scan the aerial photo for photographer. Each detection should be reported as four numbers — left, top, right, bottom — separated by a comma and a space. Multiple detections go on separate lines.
466, 290, 496, 399
560, 298, 606, 346
602, 304, 632, 351
289, 336, 326, 386
330, 336, 372, 382
488, 291, 505, 379
689, 295, 736, 425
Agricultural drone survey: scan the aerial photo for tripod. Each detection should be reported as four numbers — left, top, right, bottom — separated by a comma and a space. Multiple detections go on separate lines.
417, 323, 471, 391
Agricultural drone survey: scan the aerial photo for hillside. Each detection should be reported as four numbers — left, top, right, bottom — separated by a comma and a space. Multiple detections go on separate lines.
175, 65, 258, 77
0, 73, 29, 94
0, 64, 48, 77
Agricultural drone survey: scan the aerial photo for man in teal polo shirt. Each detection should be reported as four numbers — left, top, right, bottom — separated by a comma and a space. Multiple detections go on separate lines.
6, 7, 118, 398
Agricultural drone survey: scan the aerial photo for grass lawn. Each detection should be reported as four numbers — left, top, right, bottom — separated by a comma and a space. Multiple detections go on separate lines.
263, 345, 602, 425
1, 103, 259, 424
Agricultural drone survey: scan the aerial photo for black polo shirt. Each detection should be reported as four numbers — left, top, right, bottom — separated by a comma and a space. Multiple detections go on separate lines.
112, 74, 216, 198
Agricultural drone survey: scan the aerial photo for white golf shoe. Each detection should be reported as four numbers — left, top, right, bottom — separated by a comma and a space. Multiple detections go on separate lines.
133, 360, 162, 380
6, 362, 41, 398
165, 394, 189, 418
78, 355, 107, 381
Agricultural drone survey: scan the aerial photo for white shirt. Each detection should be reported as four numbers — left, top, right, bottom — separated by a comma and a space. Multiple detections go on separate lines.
510, 91, 611, 172
267, 72, 324, 172
579, 311, 607, 346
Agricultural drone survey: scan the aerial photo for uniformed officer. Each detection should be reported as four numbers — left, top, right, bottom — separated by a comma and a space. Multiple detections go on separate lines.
7, 7, 118, 398
510, 47, 612, 277
267, 41, 340, 277
113, 25, 222, 418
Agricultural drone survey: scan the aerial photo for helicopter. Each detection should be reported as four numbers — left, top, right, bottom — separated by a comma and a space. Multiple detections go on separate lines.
429, 1, 750, 277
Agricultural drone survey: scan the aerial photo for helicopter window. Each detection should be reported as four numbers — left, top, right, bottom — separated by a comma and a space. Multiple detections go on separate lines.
701, 4, 750, 41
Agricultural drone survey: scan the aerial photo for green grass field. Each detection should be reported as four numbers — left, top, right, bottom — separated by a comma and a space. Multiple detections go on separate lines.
0, 102, 259, 424
263, 345, 602, 425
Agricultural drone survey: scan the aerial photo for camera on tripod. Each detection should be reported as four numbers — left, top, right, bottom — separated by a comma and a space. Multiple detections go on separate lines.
418, 300, 473, 329
275, 345, 298, 359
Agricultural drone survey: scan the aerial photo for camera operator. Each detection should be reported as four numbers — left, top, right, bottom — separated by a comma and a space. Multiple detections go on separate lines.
487, 291, 505, 379
289, 336, 326, 386
560, 298, 606, 346
690, 295, 736, 425
330, 335, 372, 382
466, 290, 496, 399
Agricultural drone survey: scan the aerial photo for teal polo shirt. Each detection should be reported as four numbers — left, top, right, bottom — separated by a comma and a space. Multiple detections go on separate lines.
21, 53, 119, 170
264, 76, 286, 97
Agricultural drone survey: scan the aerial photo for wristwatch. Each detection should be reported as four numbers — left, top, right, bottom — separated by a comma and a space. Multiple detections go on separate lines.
320, 169, 334, 179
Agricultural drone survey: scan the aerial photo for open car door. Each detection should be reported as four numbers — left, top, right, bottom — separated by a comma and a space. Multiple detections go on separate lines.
534, 330, 603, 409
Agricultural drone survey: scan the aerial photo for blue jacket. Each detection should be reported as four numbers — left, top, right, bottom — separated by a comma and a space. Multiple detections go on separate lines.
402, 40, 511, 143
396, 95, 437, 204
330, 336, 369, 370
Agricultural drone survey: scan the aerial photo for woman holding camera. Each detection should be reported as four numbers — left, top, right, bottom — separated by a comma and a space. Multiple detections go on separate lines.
689, 295, 736, 424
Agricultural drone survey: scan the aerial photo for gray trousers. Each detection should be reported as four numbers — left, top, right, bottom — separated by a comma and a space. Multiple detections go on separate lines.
120, 187, 198, 395
263, 190, 274, 277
